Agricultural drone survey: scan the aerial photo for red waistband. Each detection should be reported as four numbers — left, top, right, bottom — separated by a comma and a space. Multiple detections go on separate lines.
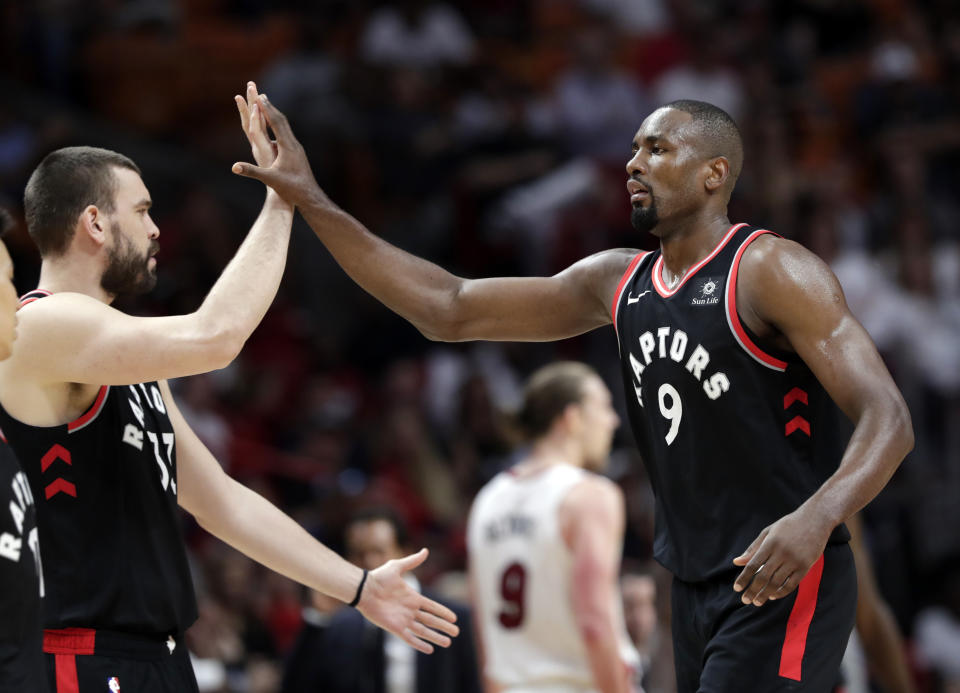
44, 627, 178, 659
43, 628, 96, 655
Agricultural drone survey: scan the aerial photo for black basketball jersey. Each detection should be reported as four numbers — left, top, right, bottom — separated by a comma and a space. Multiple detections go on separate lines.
0, 438, 48, 692
0, 290, 197, 636
612, 223, 850, 583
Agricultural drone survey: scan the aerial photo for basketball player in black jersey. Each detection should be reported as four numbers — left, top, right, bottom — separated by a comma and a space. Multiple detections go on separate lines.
233, 96, 914, 692
0, 85, 457, 693
0, 208, 49, 692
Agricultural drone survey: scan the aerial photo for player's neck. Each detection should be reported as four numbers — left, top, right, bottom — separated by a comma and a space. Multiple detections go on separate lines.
519, 434, 584, 475
37, 258, 115, 304
657, 213, 731, 288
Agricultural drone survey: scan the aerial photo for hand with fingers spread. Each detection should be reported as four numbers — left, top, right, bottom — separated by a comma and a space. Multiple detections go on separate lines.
356, 548, 460, 654
234, 81, 278, 169
231, 93, 324, 208
731, 505, 834, 607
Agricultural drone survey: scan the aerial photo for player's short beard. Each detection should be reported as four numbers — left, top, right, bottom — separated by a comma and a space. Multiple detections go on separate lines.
630, 200, 659, 235
100, 222, 158, 297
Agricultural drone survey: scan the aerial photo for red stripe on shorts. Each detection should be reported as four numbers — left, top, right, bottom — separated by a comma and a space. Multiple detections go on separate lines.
54, 653, 80, 693
778, 554, 825, 681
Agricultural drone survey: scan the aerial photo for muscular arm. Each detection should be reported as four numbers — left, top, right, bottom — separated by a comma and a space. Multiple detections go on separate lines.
733, 236, 913, 604
232, 95, 634, 342
295, 194, 629, 341
562, 477, 633, 693
163, 381, 458, 653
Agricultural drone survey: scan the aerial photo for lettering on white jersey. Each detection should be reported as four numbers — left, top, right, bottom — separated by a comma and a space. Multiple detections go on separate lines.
484, 514, 535, 542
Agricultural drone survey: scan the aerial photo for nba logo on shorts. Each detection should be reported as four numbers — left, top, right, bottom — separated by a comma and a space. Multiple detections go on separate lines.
107, 677, 121, 692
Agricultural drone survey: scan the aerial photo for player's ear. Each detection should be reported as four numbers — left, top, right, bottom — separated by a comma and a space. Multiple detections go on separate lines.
561, 402, 583, 433
704, 157, 730, 194
78, 205, 108, 247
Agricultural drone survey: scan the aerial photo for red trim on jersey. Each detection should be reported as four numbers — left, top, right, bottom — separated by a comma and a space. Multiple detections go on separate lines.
651, 223, 747, 298
17, 289, 52, 309
611, 251, 651, 331
783, 387, 808, 409
54, 654, 80, 693
0, 427, 5, 443
724, 230, 788, 372
785, 416, 811, 437
45, 478, 77, 500
41, 444, 72, 472
67, 386, 110, 433
44, 628, 97, 655
779, 554, 825, 681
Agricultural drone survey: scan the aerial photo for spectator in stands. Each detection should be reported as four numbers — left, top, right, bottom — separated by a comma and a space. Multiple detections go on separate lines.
283, 507, 481, 693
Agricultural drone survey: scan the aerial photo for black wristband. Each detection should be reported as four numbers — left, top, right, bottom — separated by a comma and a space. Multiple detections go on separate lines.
348, 569, 368, 608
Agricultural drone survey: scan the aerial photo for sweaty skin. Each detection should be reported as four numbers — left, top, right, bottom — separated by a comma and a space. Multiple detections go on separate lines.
234, 96, 913, 606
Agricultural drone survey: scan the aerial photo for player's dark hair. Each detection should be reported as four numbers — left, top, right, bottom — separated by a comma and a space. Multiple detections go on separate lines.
664, 99, 744, 181
23, 146, 141, 258
346, 506, 410, 548
517, 361, 598, 439
0, 207, 13, 237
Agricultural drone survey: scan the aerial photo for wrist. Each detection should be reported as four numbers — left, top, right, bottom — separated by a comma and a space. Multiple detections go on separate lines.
264, 187, 292, 209
800, 495, 843, 535
348, 568, 368, 608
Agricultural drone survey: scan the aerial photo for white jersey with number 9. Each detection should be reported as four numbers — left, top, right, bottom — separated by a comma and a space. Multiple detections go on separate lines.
467, 464, 637, 692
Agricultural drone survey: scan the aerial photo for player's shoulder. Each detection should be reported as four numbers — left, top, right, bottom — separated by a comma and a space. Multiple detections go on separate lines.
565, 247, 646, 281
15, 291, 111, 323
738, 233, 840, 297
564, 472, 623, 514
740, 233, 832, 279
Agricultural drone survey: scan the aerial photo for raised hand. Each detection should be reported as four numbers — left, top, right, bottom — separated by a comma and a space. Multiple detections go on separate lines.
231, 93, 322, 208
234, 81, 277, 168
731, 506, 833, 606
357, 548, 460, 654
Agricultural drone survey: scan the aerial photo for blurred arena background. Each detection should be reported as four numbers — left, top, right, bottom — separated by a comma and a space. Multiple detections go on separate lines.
2, 0, 960, 691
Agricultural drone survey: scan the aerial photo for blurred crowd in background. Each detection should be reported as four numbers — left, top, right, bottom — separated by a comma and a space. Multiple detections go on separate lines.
2, 0, 960, 691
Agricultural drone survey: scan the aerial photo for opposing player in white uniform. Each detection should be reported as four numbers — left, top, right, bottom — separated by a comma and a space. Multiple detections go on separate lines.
468, 362, 639, 693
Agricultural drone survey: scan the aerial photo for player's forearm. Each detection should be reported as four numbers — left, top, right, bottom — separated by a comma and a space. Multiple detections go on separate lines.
804, 392, 913, 529
196, 475, 362, 604
196, 190, 294, 360
573, 585, 631, 693
298, 188, 465, 340
577, 614, 632, 693
860, 603, 917, 693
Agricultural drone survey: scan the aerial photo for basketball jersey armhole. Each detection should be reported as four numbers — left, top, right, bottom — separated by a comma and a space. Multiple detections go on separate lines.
611, 251, 650, 332
724, 230, 789, 372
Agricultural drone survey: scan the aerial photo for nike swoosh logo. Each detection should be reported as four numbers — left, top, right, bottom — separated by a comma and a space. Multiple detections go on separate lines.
627, 290, 651, 304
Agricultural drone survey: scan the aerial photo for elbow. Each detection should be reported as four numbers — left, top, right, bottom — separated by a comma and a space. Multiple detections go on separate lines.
416, 316, 462, 342
197, 320, 247, 370
415, 287, 469, 342
209, 332, 245, 369
892, 393, 915, 459
575, 609, 611, 647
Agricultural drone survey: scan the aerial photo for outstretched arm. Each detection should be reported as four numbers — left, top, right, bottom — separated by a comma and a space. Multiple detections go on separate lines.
231, 94, 634, 342
562, 477, 634, 693
7, 84, 294, 387
732, 236, 913, 605
164, 381, 459, 652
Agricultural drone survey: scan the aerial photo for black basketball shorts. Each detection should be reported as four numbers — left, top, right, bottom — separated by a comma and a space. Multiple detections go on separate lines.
43, 628, 199, 693
671, 542, 857, 693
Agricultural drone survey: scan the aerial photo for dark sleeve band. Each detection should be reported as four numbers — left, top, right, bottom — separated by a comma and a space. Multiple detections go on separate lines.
348, 569, 368, 607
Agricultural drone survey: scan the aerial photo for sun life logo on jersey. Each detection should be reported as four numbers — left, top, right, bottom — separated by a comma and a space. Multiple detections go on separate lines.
691, 276, 722, 306
107, 677, 121, 692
